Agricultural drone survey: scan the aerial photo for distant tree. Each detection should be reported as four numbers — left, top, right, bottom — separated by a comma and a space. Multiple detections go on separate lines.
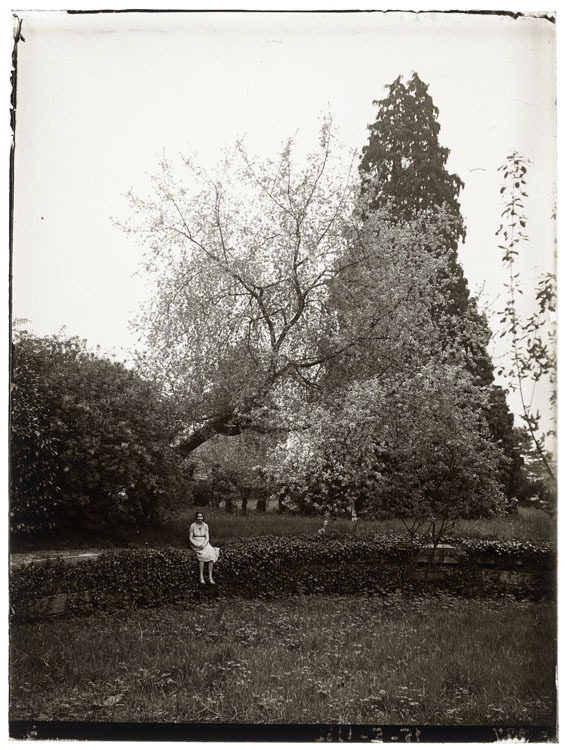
509, 428, 556, 514
191, 433, 274, 514
484, 385, 524, 502
10, 330, 185, 535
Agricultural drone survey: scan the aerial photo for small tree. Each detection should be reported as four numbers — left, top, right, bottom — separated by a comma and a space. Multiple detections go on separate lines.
373, 366, 507, 558
495, 152, 556, 483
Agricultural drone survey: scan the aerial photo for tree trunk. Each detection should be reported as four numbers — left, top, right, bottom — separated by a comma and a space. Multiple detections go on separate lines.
240, 488, 250, 516
175, 412, 242, 457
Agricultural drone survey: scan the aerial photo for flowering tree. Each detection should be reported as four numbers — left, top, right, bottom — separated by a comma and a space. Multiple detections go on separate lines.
267, 362, 507, 547
123, 123, 509, 534
125, 122, 457, 456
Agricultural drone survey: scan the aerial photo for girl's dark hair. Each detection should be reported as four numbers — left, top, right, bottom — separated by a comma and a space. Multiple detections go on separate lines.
195, 511, 205, 521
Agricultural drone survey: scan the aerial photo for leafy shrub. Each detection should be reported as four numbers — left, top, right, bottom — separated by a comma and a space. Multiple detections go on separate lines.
11, 330, 185, 535
459, 539, 554, 569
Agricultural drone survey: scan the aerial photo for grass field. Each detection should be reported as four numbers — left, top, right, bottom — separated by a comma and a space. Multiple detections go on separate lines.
10, 594, 555, 725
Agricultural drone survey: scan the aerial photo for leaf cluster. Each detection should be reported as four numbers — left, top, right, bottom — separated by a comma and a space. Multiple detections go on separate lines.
495, 152, 556, 480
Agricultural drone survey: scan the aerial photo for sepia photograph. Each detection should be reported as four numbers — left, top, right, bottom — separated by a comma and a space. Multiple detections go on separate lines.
8, 7, 556, 742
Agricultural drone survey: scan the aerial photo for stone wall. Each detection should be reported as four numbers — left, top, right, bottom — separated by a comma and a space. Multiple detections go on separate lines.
10, 539, 555, 621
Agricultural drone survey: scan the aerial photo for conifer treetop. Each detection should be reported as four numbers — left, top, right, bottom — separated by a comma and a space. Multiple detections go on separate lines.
359, 72, 464, 240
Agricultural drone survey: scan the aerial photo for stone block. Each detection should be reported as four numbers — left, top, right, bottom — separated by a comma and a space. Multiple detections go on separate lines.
416, 544, 463, 565
24, 593, 68, 618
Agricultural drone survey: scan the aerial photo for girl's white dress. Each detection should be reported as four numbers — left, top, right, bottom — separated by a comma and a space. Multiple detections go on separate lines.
190, 521, 220, 563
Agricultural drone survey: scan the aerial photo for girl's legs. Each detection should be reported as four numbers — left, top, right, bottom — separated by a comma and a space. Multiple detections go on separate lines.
208, 561, 215, 584
199, 561, 205, 583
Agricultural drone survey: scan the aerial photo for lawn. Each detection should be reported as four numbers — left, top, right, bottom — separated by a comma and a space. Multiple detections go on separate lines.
11, 505, 553, 554
10, 594, 555, 725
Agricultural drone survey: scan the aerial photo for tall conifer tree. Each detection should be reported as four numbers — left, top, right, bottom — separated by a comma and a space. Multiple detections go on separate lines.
357, 72, 523, 499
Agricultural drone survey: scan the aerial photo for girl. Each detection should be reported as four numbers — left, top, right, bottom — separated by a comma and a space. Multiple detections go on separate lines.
189, 511, 220, 584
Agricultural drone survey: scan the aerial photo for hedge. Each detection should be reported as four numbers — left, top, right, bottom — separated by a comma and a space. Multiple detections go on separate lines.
10, 535, 555, 621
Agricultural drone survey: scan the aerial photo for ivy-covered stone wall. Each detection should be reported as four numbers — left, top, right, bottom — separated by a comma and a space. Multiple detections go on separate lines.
10, 536, 555, 621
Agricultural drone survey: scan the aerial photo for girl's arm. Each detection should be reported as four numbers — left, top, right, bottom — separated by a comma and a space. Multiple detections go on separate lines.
189, 523, 198, 547
203, 523, 210, 546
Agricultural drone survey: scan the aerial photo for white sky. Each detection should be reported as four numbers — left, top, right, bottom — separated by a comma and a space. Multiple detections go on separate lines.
10, 9, 557, 430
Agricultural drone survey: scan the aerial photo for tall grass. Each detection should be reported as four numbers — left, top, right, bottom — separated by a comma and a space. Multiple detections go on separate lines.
10, 595, 555, 725
11, 505, 553, 553
144, 505, 554, 549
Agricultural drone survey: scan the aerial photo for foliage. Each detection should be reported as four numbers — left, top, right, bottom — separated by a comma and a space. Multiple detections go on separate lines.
510, 429, 556, 515
484, 386, 525, 501
124, 122, 474, 461
459, 538, 553, 570
324, 207, 474, 388
357, 73, 471, 333
268, 363, 508, 547
495, 152, 556, 482
10, 330, 185, 535
10, 329, 61, 533
125, 120, 361, 454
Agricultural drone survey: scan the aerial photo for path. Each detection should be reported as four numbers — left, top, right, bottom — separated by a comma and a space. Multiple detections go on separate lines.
10, 549, 103, 570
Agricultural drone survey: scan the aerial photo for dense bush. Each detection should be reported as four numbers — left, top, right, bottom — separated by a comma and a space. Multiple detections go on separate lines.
10, 536, 555, 621
11, 330, 186, 535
